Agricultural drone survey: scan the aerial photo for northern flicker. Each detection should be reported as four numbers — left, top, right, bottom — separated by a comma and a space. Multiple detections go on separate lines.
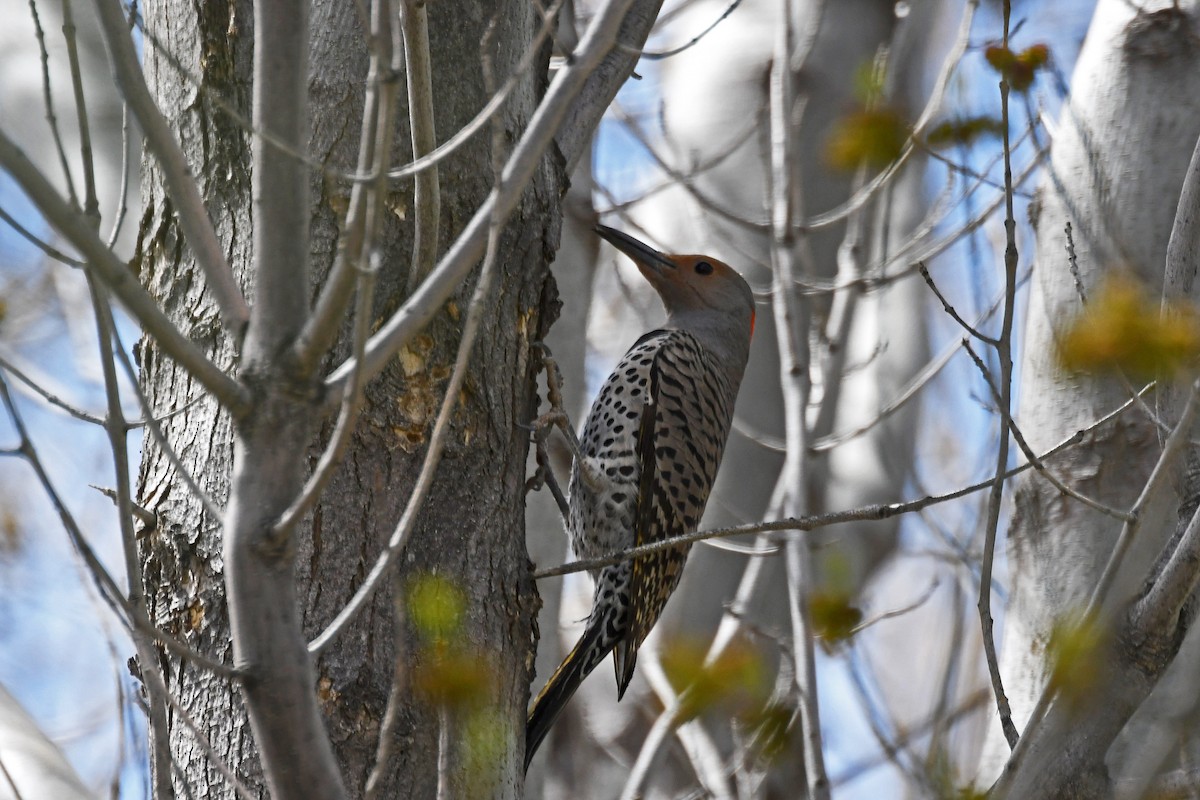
525, 225, 755, 770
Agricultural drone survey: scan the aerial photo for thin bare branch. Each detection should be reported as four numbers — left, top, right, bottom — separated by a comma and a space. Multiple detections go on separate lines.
0, 205, 86, 268
767, 3, 827, 795
618, 682, 717, 800
90, 0, 250, 336
273, 268, 376, 535
0, 131, 251, 413
850, 579, 941, 635
61, 0, 99, 223
401, 0, 441, 292
108, 326, 224, 523
918, 262, 999, 345
321, 0, 647, 397
977, 0, 1019, 750
89, 484, 157, 527
0, 352, 103, 424
84, 274, 174, 800
242, 0, 311, 360
962, 339, 1134, 523
831, 690, 989, 790
638, 0, 743, 60
105, 100, 133, 249
0, 375, 235, 679
363, 578, 408, 800
435, 708, 451, 800
26, 0, 79, 208
535, 383, 1151, 580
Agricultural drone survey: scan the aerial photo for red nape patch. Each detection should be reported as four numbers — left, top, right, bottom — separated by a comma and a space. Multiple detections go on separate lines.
750, 310, 756, 339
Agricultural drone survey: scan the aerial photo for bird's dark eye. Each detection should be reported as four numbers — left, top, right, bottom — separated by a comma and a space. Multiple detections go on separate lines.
695, 261, 714, 275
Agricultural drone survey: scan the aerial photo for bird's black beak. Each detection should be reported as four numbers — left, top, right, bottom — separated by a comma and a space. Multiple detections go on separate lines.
595, 225, 676, 275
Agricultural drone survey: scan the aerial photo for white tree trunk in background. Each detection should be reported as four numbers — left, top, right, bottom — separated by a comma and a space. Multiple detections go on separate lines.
0, 685, 92, 800
981, 0, 1200, 783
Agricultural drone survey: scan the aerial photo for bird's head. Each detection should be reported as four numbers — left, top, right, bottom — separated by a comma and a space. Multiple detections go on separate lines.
595, 225, 756, 346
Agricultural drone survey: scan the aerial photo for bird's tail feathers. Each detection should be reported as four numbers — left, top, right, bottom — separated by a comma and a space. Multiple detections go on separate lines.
525, 615, 611, 772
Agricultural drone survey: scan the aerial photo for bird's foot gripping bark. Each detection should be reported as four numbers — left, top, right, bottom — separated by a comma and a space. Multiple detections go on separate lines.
523, 342, 587, 518
526, 343, 606, 495
526, 434, 570, 520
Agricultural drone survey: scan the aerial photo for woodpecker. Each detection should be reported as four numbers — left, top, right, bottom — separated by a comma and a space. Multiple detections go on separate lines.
526, 225, 755, 770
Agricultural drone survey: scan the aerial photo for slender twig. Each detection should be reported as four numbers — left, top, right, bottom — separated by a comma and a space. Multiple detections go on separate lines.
811, 273, 1018, 452
609, 104, 771, 233
85, 275, 175, 800
617, 690, 712, 800
919, 142, 1033, 197
918, 262, 999, 345
401, 0, 441, 293
95, 601, 128, 800
61, 0, 99, 223
592, 104, 765, 218
0, 376, 235, 678
109, 326, 224, 523
90, 484, 158, 527
638, 0, 743, 60
534, 384, 1152, 580
320, 0, 643, 398
291, 0, 394, 373
0, 752, 27, 800
830, 691, 989, 788
809, 154, 871, 458
873, 142, 1046, 285
90, 0, 249, 336
768, 3, 828, 796
962, 339, 1134, 522
272, 262, 377, 535
849, 579, 941, 635
0, 352, 104, 424
436, 707, 452, 800
363, 576, 408, 800
295, 0, 564, 372
0, 206, 86, 267
842, 645, 928, 790
26, 0, 79, 208
105, 99, 133, 250
976, 0, 1019, 751
0, 131, 250, 413
640, 651, 732, 799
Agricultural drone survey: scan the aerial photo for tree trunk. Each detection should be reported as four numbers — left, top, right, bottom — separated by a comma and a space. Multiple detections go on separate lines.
136, 0, 558, 795
980, 0, 1200, 785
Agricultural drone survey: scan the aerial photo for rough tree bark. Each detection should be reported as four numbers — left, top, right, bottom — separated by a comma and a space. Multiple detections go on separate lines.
136, 0, 558, 796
